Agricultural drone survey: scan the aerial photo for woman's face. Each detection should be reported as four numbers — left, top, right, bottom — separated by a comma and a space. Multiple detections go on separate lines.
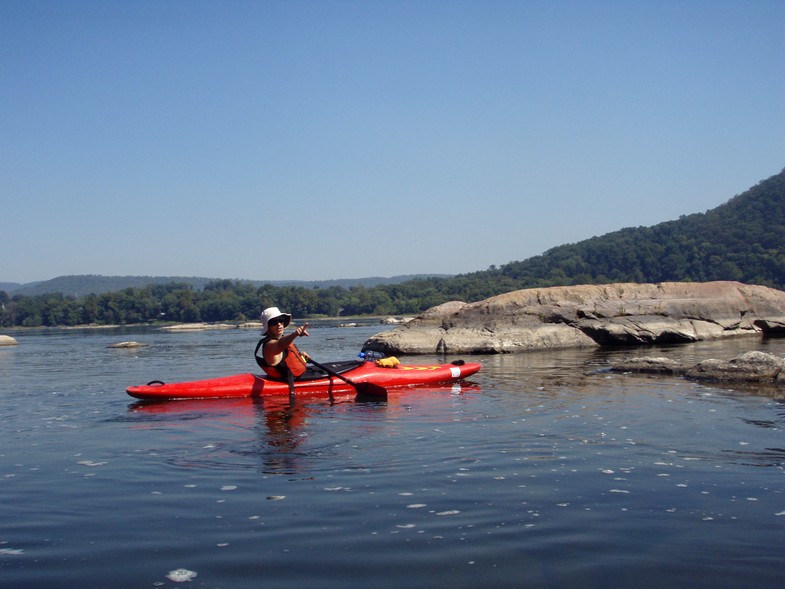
267, 316, 286, 338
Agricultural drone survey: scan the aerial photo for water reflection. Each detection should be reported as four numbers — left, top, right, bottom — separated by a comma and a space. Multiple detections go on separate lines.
127, 382, 480, 475
129, 394, 351, 474
467, 337, 785, 400
249, 394, 355, 475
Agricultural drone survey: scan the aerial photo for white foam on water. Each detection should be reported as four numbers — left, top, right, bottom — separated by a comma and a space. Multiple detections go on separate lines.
166, 568, 197, 582
77, 460, 107, 467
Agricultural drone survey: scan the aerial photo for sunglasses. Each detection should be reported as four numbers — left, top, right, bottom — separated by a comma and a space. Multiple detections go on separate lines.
268, 317, 287, 326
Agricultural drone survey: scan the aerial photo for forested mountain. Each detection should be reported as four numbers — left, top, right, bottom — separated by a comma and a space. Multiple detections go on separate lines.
2, 167, 783, 327
483, 167, 785, 290
373, 167, 785, 304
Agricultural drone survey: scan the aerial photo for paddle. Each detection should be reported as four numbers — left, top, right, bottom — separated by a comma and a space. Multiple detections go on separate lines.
307, 358, 387, 397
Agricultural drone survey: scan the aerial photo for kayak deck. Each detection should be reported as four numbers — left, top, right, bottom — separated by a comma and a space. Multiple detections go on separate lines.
126, 360, 482, 400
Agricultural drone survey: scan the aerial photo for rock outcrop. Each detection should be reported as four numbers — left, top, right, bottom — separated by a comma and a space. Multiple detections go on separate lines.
610, 351, 785, 386
686, 351, 785, 385
0, 335, 19, 346
363, 281, 785, 355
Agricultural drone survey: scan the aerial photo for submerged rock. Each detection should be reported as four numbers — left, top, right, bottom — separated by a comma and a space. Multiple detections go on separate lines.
0, 335, 19, 346
364, 281, 785, 355
608, 357, 688, 375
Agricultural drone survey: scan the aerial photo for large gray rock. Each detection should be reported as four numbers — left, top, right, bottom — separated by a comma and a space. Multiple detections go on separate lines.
364, 281, 785, 355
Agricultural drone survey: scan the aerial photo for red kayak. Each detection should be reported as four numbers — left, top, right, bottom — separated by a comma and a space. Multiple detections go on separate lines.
126, 360, 482, 400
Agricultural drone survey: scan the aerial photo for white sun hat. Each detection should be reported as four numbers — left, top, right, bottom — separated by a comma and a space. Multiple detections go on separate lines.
259, 307, 292, 334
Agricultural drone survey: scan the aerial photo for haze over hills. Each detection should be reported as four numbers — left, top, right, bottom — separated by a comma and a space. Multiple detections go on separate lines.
0, 274, 451, 298
3, 167, 784, 303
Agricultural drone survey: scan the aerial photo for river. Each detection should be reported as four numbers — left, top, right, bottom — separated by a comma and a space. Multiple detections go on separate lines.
1, 322, 783, 588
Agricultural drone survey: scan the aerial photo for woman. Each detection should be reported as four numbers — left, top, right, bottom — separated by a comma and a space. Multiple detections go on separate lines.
254, 306, 311, 381
254, 307, 360, 392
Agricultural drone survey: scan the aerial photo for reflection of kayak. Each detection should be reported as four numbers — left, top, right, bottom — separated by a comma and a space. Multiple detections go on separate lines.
128, 381, 482, 415
126, 360, 481, 400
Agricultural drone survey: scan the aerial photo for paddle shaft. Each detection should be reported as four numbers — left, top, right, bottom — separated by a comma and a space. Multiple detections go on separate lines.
307, 358, 387, 396
307, 357, 363, 387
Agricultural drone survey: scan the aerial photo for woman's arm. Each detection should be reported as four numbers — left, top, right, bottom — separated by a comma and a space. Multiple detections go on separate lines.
263, 323, 310, 365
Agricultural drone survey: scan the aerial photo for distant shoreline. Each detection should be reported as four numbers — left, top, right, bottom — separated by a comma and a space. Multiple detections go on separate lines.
2, 315, 410, 333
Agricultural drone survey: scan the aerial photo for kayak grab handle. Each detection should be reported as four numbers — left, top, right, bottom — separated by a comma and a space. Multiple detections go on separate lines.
146, 380, 165, 386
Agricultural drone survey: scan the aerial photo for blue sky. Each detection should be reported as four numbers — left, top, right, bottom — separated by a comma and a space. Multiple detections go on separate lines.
2, 0, 783, 284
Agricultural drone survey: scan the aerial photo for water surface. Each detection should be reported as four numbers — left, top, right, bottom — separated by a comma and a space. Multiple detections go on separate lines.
1, 324, 783, 588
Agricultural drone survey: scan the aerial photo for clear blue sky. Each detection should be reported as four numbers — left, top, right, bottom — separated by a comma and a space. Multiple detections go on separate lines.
2, 0, 783, 284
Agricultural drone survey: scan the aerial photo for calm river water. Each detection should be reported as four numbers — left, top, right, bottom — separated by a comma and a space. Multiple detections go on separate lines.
1, 322, 784, 588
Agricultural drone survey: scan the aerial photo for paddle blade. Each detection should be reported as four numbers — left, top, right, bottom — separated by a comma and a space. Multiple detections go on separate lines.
355, 382, 388, 398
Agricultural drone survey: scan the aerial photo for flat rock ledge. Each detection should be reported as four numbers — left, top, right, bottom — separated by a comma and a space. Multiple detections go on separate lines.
363, 281, 785, 355
609, 351, 785, 386
0, 335, 19, 346
107, 341, 148, 349
160, 323, 237, 331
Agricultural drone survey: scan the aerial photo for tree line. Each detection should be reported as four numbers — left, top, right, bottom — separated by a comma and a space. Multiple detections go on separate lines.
0, 278, 464, 328
2, 167, 783, 328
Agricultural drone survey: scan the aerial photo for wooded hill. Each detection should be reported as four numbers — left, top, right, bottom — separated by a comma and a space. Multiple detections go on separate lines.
461, 166, 785, 293
2, 168, 783, 327
357, 167, 785, 305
